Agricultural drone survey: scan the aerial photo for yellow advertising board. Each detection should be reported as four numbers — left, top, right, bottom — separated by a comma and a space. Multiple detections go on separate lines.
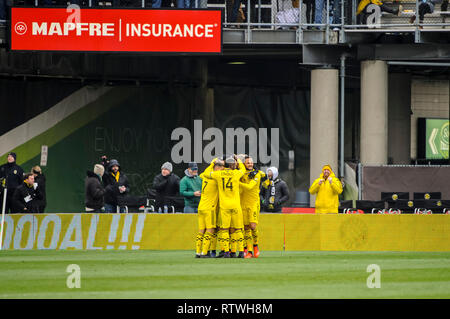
1, 213, 450, 251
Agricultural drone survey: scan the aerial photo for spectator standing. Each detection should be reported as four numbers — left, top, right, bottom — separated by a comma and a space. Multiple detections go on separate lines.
229, 0, 256, 26
151, 0, 169, 7
0, 152, 25, 214
180, 162, 202, 213
177, 0, 190, 7
153, 162, 180, 212
31, 166, 46, 214
0, 0, 6, 21
12, 173, 42, 213
297, 0, 316, 25
314, 0, 326, 26
162, 0, 174, 7
85, 164, 106, 213
260, 167, 289, 213
357, 0, 403, 25
103, 159, 130, 213
332, 0, 342, 26
409, 0, 444, 26
309, 164, 343, 214
191, 0, 207, 8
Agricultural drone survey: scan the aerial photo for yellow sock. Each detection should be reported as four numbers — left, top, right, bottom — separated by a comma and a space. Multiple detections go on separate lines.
245, 229, 253, 252
252, 228, 259, 246
210, 232, 217, 251
218, 230, 230, 252
201, 232, 213, 255
196, 232, 204, 255
235, 229, 244, 252
230, 232, 237, 253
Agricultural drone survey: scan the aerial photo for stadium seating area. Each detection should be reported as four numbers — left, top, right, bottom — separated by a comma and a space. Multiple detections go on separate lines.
338, 192, 450, 214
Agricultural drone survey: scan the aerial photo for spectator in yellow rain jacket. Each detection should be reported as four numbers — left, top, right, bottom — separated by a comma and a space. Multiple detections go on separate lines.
309, 165, 343, 214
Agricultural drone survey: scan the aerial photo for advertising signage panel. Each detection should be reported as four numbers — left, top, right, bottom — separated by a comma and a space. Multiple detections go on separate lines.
10, 7, 222, 53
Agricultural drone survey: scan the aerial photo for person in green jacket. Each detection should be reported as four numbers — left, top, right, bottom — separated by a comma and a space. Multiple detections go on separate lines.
180, 162, 203, 213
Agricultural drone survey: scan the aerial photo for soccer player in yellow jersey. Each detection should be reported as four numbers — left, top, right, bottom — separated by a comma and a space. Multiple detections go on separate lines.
196, 158, 224, 258
239, 155, 267, 258
208, 155, 246, 258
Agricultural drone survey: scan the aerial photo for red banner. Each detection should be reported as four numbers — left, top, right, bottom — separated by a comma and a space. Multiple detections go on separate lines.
10, 7, 222, 53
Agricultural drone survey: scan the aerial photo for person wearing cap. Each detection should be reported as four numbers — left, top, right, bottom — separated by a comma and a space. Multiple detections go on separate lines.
179, 162, 203, 214
103, 159, 130, 213
152, 162, 180, 212
309, 164, 343, 214
0, 152, 25, 214
85, 164, 106, 213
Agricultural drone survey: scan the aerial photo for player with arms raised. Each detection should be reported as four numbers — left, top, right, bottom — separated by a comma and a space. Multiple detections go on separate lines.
196, 158, 224, 258
239, 155, 267, 258
208, 155, 246, 258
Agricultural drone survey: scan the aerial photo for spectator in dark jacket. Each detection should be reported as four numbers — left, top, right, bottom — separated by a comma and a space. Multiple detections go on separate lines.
31, 165, 46, 214
409, 0, 445, 26
85, 164, 106, 213
260, 166, 289, 213
152, 162, 180, 211
12, 173, 42, 213
103, 159, 130, 213
0, 152, 25, 214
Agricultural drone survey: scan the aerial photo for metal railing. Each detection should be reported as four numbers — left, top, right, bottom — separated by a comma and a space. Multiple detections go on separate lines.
2, 0, 450, 42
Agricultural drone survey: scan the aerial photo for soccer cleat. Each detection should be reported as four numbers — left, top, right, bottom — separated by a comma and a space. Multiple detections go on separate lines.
215, 251, 226, 258
244, 252, 253, 259
223, 251, 231, 258
230, 252, 237, 258
244, 248, 248, 257
210, 250, 216, 258
200, 254, 210, 258
195, 254, 201, 258
237, 252, 245, 258
253, 245, 260, 258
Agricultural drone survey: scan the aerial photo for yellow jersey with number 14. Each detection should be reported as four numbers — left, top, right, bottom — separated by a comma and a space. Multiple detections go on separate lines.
209, 161, 245, 210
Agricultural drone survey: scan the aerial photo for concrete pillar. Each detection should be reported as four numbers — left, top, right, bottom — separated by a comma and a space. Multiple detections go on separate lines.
310, 68, 339, 206
195, 58, 214, 129
360, 60, 388, 165
388, 73, 411, 164
193, 58, 214, 165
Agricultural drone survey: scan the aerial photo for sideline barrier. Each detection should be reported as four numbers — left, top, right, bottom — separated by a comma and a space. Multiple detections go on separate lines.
1, 213, 449, 251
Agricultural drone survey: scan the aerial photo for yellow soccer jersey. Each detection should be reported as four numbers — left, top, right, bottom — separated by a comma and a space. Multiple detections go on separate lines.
209, 160, 246, 210
198, 160, 219, 211
240, 170, 266, 208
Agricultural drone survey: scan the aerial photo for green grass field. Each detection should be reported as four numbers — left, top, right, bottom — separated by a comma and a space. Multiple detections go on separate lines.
0, 250, 449, 299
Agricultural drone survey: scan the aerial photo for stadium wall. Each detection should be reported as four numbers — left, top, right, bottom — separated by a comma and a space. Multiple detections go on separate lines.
2, 213, 449, 252
1, 83, 314, 212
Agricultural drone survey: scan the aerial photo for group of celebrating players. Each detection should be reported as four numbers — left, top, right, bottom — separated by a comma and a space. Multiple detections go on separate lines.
195, 154, 268, 259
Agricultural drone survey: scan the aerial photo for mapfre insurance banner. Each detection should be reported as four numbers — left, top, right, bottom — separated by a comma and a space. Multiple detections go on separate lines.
10, 7, 222, 53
